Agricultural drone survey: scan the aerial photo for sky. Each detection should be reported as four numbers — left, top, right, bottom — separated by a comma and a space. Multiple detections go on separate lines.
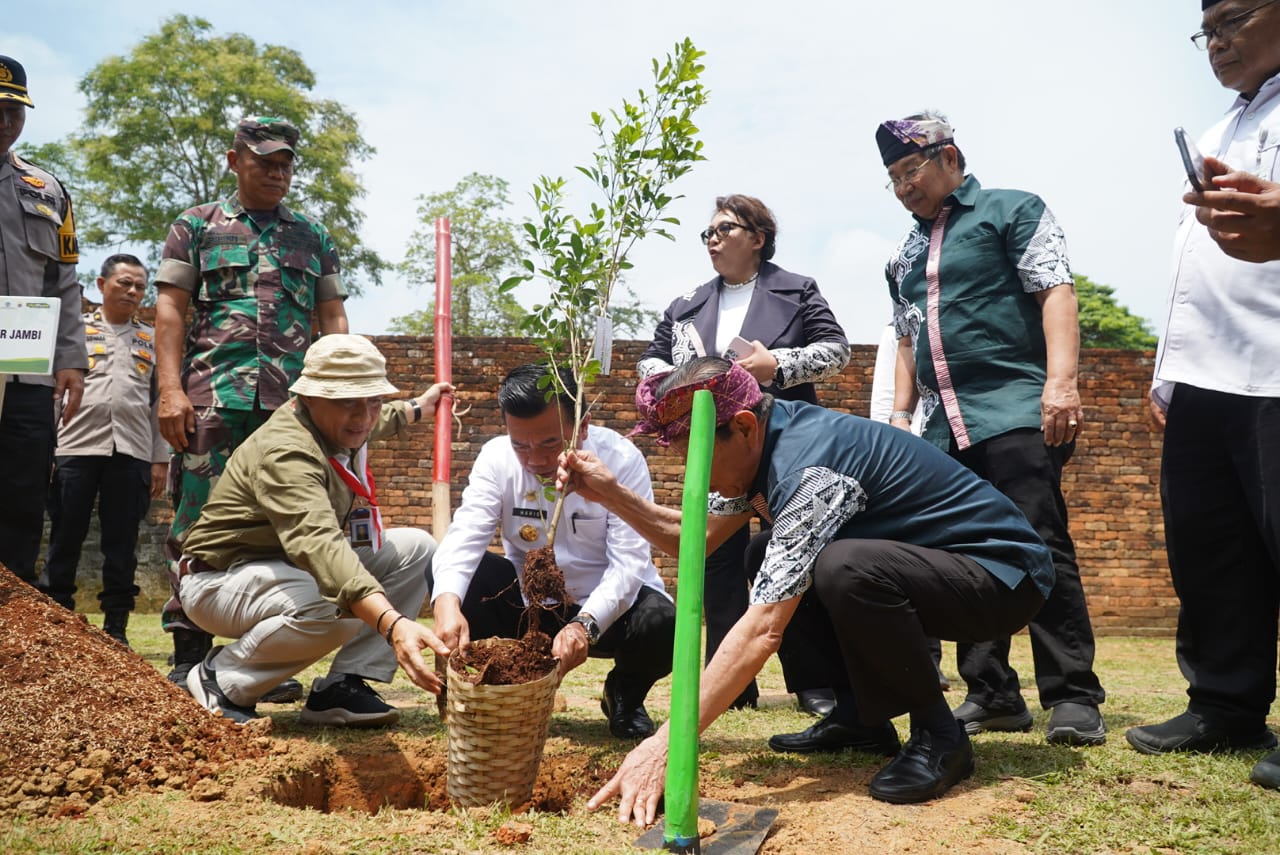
6, 1, 1231, 345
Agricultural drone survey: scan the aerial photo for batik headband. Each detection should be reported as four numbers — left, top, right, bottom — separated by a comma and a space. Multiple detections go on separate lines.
876, 117, 955, 166
631, 361, 764, 447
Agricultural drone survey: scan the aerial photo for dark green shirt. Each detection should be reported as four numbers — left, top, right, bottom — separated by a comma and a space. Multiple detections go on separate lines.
886, 175, 1072, 450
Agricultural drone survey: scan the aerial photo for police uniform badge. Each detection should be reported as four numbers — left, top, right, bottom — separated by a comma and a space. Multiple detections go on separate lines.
519, 524, 539, 542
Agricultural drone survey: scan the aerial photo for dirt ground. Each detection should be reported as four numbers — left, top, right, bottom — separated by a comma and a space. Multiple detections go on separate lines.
0, 564, 1039, 853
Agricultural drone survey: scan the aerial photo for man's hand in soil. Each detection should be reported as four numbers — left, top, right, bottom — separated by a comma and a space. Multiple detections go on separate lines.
431, 594, 471, 654
556, 449, 618, 505
386, 617, 451, 695
586, 727, 669, 826
552, 621, 589, 678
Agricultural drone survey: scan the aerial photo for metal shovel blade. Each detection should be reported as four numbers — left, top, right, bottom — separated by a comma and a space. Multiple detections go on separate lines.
634, 798, 778, 854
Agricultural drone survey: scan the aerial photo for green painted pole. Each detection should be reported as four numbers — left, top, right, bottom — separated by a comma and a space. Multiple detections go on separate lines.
663, 389, 715, 853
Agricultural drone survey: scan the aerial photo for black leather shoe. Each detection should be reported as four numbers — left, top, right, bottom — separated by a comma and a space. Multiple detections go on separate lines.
600, 674, 656, 739
1126, 711, 1277, 755
768, 715, 901, 756
1251, 749, 1280, 790
869, 729, 975, 804
795, 688, 836, 718
952, 700, 1033, 735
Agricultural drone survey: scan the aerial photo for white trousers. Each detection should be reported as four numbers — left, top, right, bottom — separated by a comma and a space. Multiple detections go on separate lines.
179, 528, 435, 706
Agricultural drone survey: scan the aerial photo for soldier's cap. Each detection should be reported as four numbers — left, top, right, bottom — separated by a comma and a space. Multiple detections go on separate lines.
233, 116, 299, 156
289, 335, 399, 400
0, 56, 35, 108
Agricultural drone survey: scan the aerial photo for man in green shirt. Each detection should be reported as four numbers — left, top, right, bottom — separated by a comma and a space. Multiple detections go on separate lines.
876, 111, 1106, 746
177, 335, 453, 726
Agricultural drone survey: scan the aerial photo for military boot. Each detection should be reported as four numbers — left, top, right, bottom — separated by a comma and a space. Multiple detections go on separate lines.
103, 610, 131, 648
167, 628, 213, 692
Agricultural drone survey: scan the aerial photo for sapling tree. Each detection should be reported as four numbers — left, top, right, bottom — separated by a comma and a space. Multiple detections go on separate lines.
502, 38, 708, 556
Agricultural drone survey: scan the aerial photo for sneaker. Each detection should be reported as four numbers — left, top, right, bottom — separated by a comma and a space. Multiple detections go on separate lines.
299, 675, 400, 727
260, 678, 305, 704
1046, 702, 1107, 746
952, 700, 1033, 735
1125, 711, 1277, 755
186, 647, 260, 725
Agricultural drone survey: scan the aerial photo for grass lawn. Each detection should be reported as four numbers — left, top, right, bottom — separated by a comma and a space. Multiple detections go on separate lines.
3, 615, 1278, 854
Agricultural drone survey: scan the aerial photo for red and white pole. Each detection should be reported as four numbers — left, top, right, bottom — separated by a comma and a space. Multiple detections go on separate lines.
432, 217, 454, 539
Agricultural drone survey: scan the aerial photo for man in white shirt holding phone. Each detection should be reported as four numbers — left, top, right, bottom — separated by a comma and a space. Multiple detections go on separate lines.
1126, 0, 1280, 792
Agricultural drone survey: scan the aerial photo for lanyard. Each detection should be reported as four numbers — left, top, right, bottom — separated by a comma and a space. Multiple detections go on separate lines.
328, 446, 377, 504
328, 447, 383, 550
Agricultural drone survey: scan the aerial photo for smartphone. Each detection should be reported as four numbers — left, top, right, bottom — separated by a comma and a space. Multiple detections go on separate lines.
1174, 127, 1206, 193
724, 335, 753, 360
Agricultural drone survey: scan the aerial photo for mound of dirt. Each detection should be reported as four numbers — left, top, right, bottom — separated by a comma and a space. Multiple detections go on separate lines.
0, 564, 268, 818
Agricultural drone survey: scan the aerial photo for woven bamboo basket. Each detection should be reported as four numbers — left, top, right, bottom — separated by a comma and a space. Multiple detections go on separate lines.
446, 638, 560, 807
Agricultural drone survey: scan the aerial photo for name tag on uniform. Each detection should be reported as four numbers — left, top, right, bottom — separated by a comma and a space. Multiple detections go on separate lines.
347, 501, 383, 551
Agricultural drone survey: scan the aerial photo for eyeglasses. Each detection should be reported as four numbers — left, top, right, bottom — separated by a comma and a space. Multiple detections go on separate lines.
1191, 0, 1279, 49
884, 155, 938, 192
699, 222, 753, 244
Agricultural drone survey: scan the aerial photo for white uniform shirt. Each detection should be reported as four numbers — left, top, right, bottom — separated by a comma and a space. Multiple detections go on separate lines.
430, 424, 669, 632
55, 310, 167, 463
1153, 71, 1280, 409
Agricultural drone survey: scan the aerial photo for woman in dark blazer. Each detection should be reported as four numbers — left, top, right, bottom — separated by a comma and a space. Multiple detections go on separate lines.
638, 194, 850, 714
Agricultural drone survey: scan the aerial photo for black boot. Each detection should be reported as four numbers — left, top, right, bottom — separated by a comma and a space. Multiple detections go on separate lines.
167, 628, 213, 691
103, 610, 131, 648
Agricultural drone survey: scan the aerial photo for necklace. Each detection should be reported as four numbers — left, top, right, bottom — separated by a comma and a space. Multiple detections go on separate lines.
722, 271, 759, 291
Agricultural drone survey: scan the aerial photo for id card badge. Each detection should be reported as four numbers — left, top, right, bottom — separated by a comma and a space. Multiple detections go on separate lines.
347, 503, 384, 551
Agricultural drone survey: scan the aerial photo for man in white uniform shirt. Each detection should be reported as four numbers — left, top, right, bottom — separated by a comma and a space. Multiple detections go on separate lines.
41, 255, 168, 647
1125, 0, 1280, 792
429, 363, 675, 739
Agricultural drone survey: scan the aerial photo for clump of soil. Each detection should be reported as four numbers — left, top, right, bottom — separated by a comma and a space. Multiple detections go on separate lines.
0, 564, 268, 818
450, 634, 557, 686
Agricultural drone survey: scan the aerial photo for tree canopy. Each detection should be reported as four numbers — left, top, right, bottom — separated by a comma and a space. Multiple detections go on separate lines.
34, 14, 382, 293
393, 173, 527, 337
1074, 274, 1158, 350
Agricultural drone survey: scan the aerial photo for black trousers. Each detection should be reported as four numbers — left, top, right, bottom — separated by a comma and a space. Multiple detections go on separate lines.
951, 429, 1105, 711
43, 453, 152, 612
1162, 385, 1280, 729
704, 526, 760, 704
812, 538, 1045, 725
0, 382, 57, 583
434, 551, 676, 701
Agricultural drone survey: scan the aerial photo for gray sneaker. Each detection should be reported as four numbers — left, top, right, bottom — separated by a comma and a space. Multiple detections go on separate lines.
186, 647, 260, 725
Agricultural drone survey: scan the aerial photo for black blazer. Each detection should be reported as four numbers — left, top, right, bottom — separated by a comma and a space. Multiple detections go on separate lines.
639, 261, 848, 404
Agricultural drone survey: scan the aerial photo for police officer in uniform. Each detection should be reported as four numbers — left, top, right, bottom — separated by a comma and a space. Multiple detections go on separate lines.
42, 255, 168, 646
0, 55, 86, 587
154, 117, 349, 697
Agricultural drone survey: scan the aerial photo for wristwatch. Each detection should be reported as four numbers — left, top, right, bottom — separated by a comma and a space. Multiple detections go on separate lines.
570, 612, 600, 645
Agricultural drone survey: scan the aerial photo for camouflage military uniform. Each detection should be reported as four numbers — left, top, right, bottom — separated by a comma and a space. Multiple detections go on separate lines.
154, 191, 346, 629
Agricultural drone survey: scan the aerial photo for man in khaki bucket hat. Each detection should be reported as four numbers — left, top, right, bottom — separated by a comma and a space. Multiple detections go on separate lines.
175, 334, 455, 727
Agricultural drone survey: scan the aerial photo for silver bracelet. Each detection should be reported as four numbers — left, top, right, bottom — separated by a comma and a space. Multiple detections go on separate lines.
890, 410, 914, 422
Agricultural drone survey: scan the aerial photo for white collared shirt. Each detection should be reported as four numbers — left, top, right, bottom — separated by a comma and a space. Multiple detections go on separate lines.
1153, 71, 1280, 408
429, 424, 669, 632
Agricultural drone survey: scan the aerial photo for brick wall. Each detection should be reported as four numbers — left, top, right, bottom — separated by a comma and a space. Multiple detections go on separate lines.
49, 337, 1174, 636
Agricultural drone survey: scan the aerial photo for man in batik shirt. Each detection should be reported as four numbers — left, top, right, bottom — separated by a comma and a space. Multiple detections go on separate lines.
878, 111, 1105, 747
153, 116, 349, 692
